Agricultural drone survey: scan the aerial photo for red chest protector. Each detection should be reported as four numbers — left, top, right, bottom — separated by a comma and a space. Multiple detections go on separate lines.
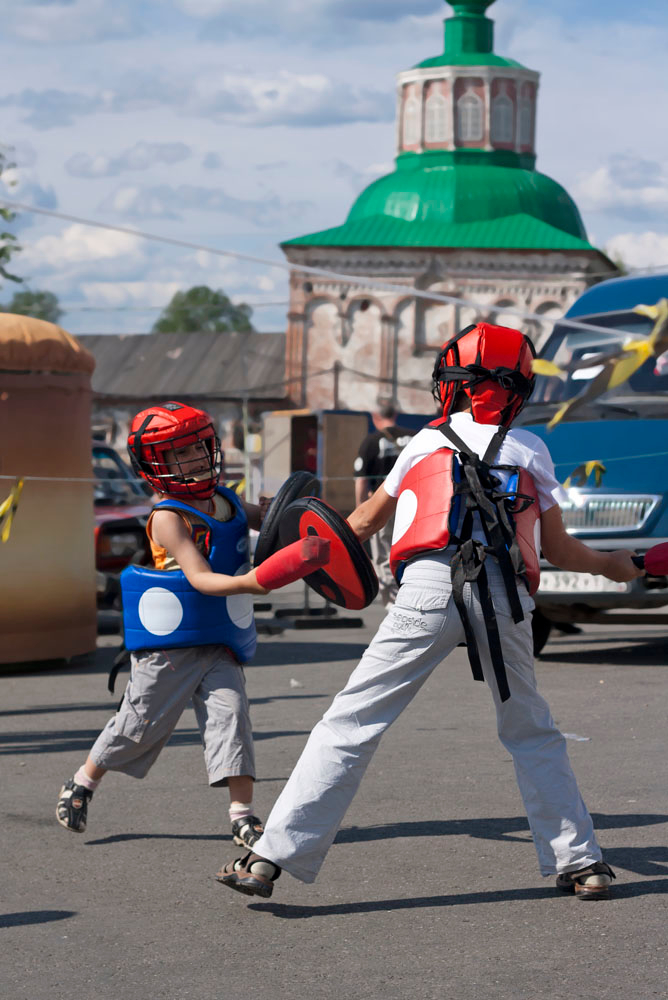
390, 448, 540, 595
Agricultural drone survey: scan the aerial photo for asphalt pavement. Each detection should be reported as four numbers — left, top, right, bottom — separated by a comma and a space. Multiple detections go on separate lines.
2, 588, 667, 1000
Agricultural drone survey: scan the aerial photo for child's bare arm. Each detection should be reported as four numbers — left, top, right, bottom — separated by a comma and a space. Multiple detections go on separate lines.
151, 509, 268, 596
347, 484, 397, 542
540, 504, 644, 583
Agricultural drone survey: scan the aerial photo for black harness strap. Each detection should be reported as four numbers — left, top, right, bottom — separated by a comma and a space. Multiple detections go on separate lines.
436, 422, 528, 703
108, 645, 131, 695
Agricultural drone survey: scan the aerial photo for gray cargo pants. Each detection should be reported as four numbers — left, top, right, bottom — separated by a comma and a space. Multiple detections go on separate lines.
91, 644, 255, 784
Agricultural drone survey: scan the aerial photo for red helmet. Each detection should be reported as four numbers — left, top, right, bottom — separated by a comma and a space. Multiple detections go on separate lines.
127, 401, 221, 500
432, 322, 536, 427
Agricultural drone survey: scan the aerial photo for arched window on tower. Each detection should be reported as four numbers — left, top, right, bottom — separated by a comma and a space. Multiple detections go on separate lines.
403, 96, 420, 147
457, 90, 483, 143
519, 96, 533, 147
424, 91, 449, 143
491, 90, 514, 144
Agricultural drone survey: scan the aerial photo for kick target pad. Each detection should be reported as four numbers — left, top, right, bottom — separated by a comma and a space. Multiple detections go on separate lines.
632, 541, 668, 575
254, 471, 321, 567
278, 497, 378, 610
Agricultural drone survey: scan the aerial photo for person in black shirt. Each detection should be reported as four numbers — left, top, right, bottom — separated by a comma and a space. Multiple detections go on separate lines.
353, 402, 415, 606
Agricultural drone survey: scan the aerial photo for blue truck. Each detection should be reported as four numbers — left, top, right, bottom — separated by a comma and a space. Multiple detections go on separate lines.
517, 273, 668, 653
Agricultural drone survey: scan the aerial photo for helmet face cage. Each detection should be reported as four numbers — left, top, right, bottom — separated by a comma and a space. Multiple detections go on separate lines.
432, 323, 536, 427
127, 403, 222, 500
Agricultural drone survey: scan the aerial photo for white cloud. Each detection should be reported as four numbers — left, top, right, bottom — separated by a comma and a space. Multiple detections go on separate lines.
98, 182, 313, 228
174, 0, 439, 37
81, 280, 181, 307
332, 158, 391, 193
190, 70, 393, 127
0, 88, 101, 129
575, 156, 668, 223
605, 232, 668, 271
202, 152, 222, 170
66, 142, 191, 179
2, 70, 392, 130
21, 223, 144, 269
0, 0, 140, 44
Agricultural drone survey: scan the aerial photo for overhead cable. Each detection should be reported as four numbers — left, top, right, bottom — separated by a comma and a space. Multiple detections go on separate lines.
0, 198, 656, 339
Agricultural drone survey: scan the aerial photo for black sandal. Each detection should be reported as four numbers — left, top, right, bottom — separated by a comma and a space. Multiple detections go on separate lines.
231, 815, 264, 849
56, 779, 93, 833
215, 852, 281, 898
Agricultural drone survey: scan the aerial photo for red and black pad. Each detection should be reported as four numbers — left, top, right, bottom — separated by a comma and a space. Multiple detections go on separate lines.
278, 497, 378, 610
254, 471, 321, 567
632, 542, 668, 575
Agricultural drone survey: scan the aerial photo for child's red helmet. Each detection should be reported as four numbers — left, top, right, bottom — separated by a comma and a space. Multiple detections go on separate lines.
127, 401, 221, 500
432, 322, 536, 427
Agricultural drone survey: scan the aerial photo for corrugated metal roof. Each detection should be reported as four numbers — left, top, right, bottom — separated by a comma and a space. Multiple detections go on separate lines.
283, 212, 595, 251
77, 331, 288, 402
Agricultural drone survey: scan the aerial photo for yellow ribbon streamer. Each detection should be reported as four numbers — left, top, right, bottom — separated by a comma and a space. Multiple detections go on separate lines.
0, 478, 24, 542
531, 358, 567, 379
223, 477, 246, 496
563, 461, 607, 489
533, 297, 668, 429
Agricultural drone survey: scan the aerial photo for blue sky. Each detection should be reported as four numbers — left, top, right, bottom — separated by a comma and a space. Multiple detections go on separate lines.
1, 0, 667, 335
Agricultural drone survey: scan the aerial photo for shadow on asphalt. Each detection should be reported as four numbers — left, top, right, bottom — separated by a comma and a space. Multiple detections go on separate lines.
0, 692, 325, 720
0, 910, 76, 928
333, 812, 668, 847
84, 832, 228, 846
539, 636, 668, 666
249, 876, 668, 917
252, 642, 367, 667
0, 727, 310, 756
0, 640, 368, 678
51, 815, 668, 880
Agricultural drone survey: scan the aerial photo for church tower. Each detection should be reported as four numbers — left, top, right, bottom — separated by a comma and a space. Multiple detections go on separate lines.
281, 0, 616, 413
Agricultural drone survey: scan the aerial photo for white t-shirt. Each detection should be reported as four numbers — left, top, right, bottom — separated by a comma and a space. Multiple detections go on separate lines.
384, 412, 567, 512
383, 413, 566, 589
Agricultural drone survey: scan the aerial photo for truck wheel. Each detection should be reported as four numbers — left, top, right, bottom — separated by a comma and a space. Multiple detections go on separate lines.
532, 610, 553, 656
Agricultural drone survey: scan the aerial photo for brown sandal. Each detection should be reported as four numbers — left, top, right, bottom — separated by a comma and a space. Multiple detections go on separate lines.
555, 861, 616, 900
215, 852, 281, 898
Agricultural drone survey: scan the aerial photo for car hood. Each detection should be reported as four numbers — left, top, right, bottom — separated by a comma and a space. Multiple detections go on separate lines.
94, 502, 153, 524
526, 418, 668, 492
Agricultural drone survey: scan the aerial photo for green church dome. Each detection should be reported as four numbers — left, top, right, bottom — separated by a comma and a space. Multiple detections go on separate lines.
341, 152, 589, 245
283, 0, 597, 254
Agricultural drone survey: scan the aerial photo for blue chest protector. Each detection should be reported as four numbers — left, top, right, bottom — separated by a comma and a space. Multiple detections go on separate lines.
121, 487, 257, 660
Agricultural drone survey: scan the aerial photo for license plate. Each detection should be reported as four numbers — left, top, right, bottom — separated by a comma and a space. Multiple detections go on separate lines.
539, 571, 630, 595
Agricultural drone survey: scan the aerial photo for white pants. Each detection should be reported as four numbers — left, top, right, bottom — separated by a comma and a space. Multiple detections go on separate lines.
254, 574, 601, 882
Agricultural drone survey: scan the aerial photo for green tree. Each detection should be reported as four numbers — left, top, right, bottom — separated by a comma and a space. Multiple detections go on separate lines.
5, 289, 62, 323
152, 285, 254, 334
0, 147, 22, 285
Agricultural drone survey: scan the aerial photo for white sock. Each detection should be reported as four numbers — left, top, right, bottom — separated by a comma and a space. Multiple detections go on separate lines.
229, 802, 253, 823
74, 766, 101, 792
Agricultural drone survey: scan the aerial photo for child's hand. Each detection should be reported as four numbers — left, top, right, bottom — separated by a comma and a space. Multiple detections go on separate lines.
601, 550, 644, 583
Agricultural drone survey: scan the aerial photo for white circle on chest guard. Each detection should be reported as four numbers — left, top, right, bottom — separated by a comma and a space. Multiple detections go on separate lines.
138, 587, 184, 635
226, 563, 254, 629
392, 489, 418, 543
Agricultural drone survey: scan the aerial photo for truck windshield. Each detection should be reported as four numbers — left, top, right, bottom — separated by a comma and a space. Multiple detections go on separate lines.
532, 310, 668, 403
